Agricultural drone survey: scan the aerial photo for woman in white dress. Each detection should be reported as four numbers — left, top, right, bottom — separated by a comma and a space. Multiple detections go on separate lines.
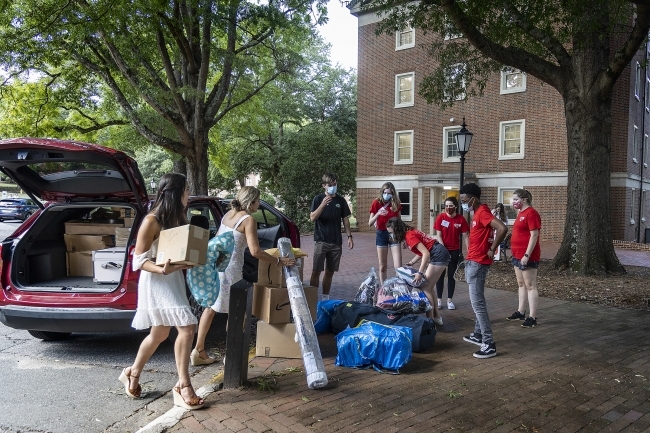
118, 173, 204, 410
191, 186, 295, 364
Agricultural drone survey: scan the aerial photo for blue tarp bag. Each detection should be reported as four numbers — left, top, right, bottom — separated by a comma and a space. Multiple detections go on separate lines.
335, 321, 412, 373
314, 299, 345, 333
186, 231, 235, 308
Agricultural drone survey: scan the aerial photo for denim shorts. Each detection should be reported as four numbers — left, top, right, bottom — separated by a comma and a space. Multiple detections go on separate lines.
376, 229, 400, 248
511, 257, 539, 270
428, 242, 451, 266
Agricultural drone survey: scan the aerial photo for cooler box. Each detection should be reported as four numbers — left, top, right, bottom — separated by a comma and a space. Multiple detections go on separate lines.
93, 246, 127, 283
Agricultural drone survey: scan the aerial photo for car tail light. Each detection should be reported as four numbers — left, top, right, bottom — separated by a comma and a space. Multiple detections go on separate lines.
0, 244, 3, 282
14, 206, 22, 210
123, 244, 140, 283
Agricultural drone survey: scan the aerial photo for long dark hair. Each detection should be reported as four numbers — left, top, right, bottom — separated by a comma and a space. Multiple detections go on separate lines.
150, 173, 188, 229
386, 217, 412, 243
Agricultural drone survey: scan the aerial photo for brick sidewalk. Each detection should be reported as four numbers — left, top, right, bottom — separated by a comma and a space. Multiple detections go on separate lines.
168, 233, 650, 433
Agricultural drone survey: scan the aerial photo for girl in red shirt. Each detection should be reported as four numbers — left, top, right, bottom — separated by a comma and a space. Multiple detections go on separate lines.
368, 182, 403, 284
386, 218, 450, 326
434, 197, 469, 310
507, 189, 542, 328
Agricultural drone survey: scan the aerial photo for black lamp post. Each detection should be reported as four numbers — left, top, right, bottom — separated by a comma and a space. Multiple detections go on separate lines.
454, 117, 473, 216
150, 178, 156, 195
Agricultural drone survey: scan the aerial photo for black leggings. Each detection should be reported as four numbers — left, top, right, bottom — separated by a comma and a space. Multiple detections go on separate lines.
436, 249, 460, 299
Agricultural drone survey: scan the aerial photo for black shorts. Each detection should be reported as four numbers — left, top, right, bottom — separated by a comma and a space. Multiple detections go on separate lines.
313, 242, 343, 272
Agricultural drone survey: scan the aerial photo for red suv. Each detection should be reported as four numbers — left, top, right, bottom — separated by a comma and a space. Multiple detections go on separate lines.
0, 138, 300, 340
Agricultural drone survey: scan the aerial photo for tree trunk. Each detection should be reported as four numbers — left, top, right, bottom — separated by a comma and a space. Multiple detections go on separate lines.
185, 142, 210, 196
173, 158, 187, 176
552, 83, 625, 274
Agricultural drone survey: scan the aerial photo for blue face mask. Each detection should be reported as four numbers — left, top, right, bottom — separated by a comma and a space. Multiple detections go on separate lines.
461, 203, 470, 213
327, 185, 337, 195
383, 193, 392, 201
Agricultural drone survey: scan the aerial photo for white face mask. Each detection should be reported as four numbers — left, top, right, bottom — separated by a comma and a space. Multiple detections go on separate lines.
461, 203, 470, 213
327, 185, 337, 195
383, 193, 392, 201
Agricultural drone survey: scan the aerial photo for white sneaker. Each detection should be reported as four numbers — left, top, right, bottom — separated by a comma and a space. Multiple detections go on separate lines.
321, 294, 330, 301
447, 300, 456, 310
437, 300, 442, 310
433, 316, 443, 326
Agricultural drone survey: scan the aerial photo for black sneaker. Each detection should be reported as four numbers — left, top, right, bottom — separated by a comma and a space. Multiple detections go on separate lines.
521, 317, 537, 328
506, 310, 526, 321
463, 333, 482, 346
473, 342, 497, 359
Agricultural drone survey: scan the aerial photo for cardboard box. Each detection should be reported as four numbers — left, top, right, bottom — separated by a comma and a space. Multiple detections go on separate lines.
65, 220, 124, 235
93, 247, 126, 283
255, 321, 301, 359
257, 257, 304, 288
252, 284, 317, 324
155, 224, 209, 266
115, 227, 131, 247
112, 207, 134, 218
66, 251, 93, 277
64, 234, 114, 252
123, 217, 135, 228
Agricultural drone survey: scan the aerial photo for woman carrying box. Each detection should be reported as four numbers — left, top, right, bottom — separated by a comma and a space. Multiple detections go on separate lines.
191, 186, 295, 365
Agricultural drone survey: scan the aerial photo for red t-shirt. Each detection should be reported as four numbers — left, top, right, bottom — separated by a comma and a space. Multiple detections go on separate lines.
369, 199, 402, 231
466, 204, 496, 265
511, 207, 542, 261
404, 229, 436, 256
434, 212, 469, 251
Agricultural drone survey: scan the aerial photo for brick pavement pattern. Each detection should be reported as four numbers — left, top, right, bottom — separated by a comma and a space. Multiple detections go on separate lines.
168, 233, 650, 433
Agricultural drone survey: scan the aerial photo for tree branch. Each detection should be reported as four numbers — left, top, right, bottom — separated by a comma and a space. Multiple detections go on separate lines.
605, 4, 650, 89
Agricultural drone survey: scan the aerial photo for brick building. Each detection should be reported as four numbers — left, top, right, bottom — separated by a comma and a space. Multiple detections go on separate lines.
350, 6, 650, 243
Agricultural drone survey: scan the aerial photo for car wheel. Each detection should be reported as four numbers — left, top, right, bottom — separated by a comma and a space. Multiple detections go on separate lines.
0, 218, 4, 222
27, 330, 72, 341
23, 211, 33, 221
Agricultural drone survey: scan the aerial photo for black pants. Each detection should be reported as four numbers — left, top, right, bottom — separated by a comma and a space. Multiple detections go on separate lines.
436, 249, 460, 299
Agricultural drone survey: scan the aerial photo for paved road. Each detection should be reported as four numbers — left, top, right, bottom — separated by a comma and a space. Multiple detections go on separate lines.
0, 220, 230, 433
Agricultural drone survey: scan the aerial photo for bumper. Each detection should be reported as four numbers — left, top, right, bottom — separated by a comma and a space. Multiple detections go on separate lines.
0, 305, 136, 333
0, 212, 23, 219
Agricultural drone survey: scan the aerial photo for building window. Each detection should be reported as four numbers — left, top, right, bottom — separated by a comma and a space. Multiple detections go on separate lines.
499, 119, 526, 160
442, 126, 461, 162
394, 130, 414, 164
500, 68, 526, 94
498, 188, 519, 224
631, 188, 636, 225
395, 73, 415, 108
397, 189, 412, 221
636, 62, 642, 100
396, 26, 415, 50
633, 125, 639, 163
444, 63, 466, 101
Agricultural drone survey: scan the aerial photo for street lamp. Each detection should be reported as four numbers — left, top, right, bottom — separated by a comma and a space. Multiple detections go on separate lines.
150, 178, 156, 195
454, 117, 473, 216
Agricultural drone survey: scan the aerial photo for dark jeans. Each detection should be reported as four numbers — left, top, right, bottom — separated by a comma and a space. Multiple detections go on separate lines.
436, 249, 460, 299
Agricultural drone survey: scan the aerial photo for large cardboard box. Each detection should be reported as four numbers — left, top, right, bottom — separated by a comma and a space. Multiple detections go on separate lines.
252, 284, 317, 324
115, 227, 131, 247
93, 247, 126, 283
66, 251, 93, 277
255, 321, 301, 359
65, 220, 124, 235
257, 257, 304, 288
123, 217, 135, 228
64, 234, 114, 252
155, 224, 209, 266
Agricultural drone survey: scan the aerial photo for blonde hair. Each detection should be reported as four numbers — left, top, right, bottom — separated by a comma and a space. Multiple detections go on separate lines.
231, 186, 260, 212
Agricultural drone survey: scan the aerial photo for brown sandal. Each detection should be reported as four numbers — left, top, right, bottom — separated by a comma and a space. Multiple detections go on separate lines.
173, 385, 204, 410
118, 368, 142, 398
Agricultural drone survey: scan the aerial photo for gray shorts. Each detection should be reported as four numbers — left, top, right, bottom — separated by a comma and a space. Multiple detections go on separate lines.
313, 242, 342, 272
428, 242, 451, 266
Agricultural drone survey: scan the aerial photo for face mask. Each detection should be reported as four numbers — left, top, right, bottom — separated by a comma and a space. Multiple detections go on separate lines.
512, 200, 523, 210
445, 206, 455, 215
461, 203, 470, 212
383, 193, 392, 201
327, 185, 337, 195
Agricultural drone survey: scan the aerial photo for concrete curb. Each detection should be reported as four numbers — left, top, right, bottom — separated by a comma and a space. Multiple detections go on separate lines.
135, 349, 256, 433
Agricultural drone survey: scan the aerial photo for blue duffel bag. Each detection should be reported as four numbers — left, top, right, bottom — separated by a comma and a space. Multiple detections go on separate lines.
335, 321, 412, 373
314, 299, 346, 333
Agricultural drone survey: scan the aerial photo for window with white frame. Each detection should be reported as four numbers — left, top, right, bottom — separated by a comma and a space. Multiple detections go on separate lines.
633, 125, 639, 163
396, 26, 415, 50
631, 188, 636, 224
442, 126, 461, 162
642, 190, 647, 222
499, 119, 525, 160
498, 188, 519, 223
394, 130, 414, 164
395, 73, 415, 108
500, 68, 526, 94
645, 134, 648, 167
636, 62, 642, 100
444, 63, 466, 101
397, 189, 412, 221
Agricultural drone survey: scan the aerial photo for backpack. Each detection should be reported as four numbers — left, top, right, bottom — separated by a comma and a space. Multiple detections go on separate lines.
186, 231, 235, 307
392, 315, 436, 352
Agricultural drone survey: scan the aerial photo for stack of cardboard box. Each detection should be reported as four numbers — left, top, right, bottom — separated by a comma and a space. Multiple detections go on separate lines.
64, 222, 121, 277
253, 250, 317, 359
